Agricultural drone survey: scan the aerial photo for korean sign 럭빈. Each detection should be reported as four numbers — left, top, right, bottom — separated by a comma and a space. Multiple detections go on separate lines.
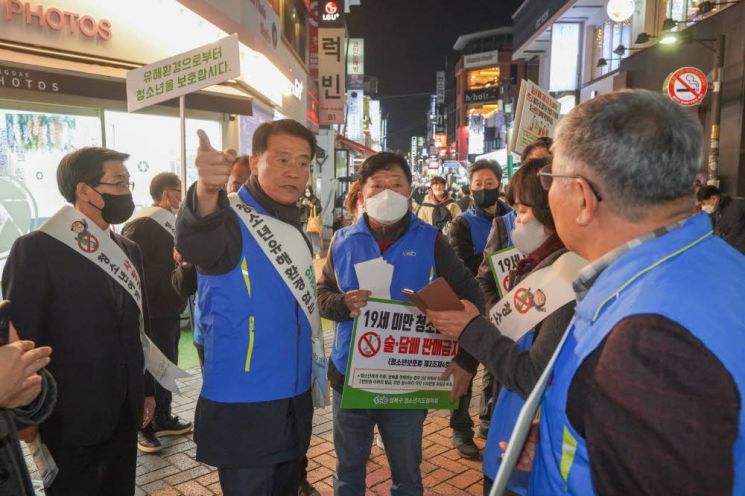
342, 298, 460, 410
318, 27, 345, 125
510, 79, 561, 156
126, 34, 240, 112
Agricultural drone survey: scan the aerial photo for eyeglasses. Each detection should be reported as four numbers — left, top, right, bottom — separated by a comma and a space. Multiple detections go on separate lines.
97, 180, 135, 192
537, 164, 603, 202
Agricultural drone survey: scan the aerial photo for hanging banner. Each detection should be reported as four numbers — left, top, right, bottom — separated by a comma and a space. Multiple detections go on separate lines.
126, 34, 240, 112
318, 27, 346, 124
347, 38, 364, 76
342, 298, 460, 410
510, 79, 561, 157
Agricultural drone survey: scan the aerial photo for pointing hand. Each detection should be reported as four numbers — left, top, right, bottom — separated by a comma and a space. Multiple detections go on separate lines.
196, 129, 237, 193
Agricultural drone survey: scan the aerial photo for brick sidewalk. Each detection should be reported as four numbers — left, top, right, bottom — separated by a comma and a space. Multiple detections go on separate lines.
126, 340, 490, 496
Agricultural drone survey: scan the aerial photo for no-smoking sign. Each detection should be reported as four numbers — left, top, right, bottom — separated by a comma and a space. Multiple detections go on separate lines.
358, 332, 381, 358
665, 67, 708, 107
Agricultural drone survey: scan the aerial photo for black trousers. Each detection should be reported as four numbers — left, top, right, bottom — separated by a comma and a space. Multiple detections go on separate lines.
218, 458, 301, 496
450, 370, 496, 436
149, 317, 181, 422
45, 404, 137, 496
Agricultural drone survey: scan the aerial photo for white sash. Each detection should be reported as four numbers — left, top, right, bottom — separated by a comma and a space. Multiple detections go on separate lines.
229, 193, 329, 408
39, 206, 189, 393
128, 206, 176, 237
488, 252, 587, 342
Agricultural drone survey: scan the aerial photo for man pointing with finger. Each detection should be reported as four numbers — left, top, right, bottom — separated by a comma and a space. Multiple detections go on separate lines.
175, 120, 323, 495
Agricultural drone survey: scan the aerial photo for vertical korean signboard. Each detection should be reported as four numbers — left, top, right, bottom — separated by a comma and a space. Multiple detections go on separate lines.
318, 0, 345, 125
342, 298, 460, 409
347, 38, 364, 76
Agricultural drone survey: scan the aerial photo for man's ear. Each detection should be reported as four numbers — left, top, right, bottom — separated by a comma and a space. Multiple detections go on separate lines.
249, 155, 260, 176
575, 178, 600, 226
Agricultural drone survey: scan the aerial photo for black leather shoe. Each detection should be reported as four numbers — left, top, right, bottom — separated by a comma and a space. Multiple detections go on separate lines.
453, 436, 480, 460
477, 425, 489, 440
138, 426, 163, 453
152, 415, 193, 437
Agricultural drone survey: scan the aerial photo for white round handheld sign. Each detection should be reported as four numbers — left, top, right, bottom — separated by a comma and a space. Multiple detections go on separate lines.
665, 67, 708, 107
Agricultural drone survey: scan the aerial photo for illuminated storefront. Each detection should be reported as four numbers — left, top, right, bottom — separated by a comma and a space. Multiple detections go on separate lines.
0, 0, 308, 278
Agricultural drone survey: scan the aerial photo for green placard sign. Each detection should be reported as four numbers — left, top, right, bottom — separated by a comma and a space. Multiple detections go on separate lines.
341, 298, 460, 410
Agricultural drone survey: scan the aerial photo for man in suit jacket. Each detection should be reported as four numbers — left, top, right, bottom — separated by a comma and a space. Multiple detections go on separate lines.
2, 147, 155, 496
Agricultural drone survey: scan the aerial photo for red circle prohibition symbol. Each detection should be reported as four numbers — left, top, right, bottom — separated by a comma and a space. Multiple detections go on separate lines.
358, 332, 381, 358
77, 232, 99, 253
514, 288, 533, 314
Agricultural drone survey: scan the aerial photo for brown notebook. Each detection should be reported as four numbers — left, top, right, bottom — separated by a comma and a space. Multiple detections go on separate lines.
402, 277, 465, 313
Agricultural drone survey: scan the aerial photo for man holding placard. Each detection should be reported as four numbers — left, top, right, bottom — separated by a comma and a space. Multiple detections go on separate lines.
2, 147, 164, 494
317, 152, 483, 495
175, 120, 327, 495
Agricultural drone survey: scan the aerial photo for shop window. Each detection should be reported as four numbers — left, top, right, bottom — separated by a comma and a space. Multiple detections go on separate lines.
466, 67, 500, 90
595, 21, 632, 77
0, 107, 102, 286
665, 0, 699, 23
104, 111, 221, 209
282, 0, 308, 63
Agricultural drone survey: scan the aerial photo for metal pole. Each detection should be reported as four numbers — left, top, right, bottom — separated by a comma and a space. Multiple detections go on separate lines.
179, 95, 187, 196
707, 34, 725, 186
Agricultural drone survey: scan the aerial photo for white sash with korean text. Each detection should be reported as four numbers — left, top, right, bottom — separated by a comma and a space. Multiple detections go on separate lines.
39, 206, 189, 393
229, 193, 329, 408
128, 206, 176, 237
488, 252, 587, 342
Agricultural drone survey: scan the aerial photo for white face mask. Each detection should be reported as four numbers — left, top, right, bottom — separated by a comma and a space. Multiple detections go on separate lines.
433, 189, 445, 198
701, 204, 715, 214
511, 218, 549, 255
364, 189, 409, 225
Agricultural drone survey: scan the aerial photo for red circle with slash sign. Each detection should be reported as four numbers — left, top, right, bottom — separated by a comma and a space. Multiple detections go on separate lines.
666, 67, 708, 107
77, 232, 99, 253
358, 332, 381, 358
514, 288, 533, 314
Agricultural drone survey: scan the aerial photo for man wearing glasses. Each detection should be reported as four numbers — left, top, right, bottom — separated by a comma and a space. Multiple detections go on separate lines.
2, 147, 156, 494
123, 172, 192, 454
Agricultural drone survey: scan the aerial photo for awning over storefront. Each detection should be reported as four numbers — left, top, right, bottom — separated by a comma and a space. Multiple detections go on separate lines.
335, 133, 376, 157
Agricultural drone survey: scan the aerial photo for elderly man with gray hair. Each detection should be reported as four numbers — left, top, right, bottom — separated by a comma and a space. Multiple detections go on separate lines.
517, 90, 745, 495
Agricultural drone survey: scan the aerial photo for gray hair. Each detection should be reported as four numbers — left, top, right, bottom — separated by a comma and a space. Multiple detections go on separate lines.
553, 89, 702, 219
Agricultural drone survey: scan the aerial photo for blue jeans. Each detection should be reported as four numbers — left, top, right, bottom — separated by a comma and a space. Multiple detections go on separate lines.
332, 390, 426, 496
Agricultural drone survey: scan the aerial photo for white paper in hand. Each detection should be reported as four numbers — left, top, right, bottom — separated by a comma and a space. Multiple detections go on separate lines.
354, 257, 394, 299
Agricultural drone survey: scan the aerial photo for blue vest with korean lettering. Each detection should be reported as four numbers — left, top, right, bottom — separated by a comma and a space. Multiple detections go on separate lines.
461, 206, 494, 255
529, 213, 745, 495
483, 331, 533, 494
330, 213, 438, 375
196, 187, 312, 403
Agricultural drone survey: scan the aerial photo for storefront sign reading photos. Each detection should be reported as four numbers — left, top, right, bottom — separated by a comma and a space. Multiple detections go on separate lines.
342, 298, 461, 410
126, 34, 240, 112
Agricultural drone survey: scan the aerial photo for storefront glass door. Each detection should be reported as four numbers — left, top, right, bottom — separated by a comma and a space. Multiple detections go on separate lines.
0, 106, 102, 281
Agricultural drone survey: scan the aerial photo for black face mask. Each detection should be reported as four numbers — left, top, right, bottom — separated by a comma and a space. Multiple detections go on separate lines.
472, 187, 499, 209
89, 189, 135, 225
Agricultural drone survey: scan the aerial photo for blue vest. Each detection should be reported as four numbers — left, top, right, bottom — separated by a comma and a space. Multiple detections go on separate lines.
196, 188, 312, 403
483, 331, 534, 495
530, 213, 745, 494
502, 209, 517, 247
461, 206, 495, 255
330, 213, 438, 375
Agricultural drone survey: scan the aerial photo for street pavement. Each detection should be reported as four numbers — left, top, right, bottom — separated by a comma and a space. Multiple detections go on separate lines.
26, 255, 492, 495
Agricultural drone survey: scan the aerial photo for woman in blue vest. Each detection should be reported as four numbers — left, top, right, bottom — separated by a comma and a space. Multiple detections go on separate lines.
426, 158, 575, 495
447, 159, 512, 457
317, 152, 485, 496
